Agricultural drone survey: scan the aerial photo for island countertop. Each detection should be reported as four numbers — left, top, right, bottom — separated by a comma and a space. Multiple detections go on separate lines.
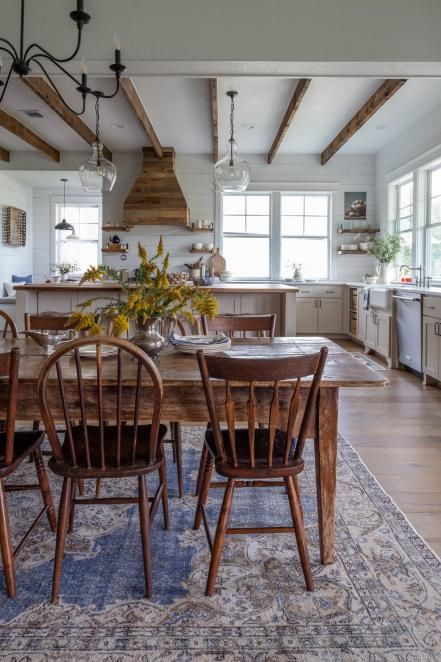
14, 282, 299, 294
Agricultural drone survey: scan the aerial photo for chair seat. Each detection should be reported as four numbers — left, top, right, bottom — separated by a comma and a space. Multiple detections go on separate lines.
205, 427, 304, 477
0, 430, 45, 476
49, 423, 168, 477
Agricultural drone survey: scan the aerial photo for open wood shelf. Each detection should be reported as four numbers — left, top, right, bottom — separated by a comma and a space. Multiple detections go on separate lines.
101, 247, 128, 254
188, 226, 214, 232
102, 225, 131, 232
338, 250, 368, 255
190, 248, 215, 254
337, 228, 380, 234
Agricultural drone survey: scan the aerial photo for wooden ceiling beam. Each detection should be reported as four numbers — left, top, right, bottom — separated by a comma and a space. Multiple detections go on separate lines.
120, 78, 163, 158
22, 77, 112, 161
267, 78, 311, 164
0, 108, 59, 162
0, 147, 10, 162
210, 78, 218, 163
320, 79, 407, 165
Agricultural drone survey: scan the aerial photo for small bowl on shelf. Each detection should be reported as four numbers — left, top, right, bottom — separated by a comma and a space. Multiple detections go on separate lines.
193, 276, 215, 286
219, 271, 232, 282
358, 242, 369, 251
341, 244, 358, 251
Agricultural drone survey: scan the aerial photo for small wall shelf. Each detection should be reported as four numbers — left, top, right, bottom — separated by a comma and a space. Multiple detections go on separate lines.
337, 227, 380, 234
190, 247, 215, 254
102, 225, 131, 232
188, 227, 214, 233
102, 246, 128, 254
338, 249, 368, 255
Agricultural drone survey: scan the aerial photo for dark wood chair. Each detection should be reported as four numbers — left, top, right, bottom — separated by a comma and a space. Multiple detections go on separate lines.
0, 309, 18, 339
24, 312, 76, 333
0, 347, 57, 598
201, 313, 276, 338
195, 313, 277, 497
194, 346, 328, 596
37, 336, 169, 603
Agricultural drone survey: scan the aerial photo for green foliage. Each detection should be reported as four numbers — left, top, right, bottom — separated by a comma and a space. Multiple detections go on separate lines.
50, 262, 79, 275
367, 233, 403, 264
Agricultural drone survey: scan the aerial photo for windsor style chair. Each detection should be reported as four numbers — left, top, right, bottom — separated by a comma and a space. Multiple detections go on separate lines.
37, 336, 169, 603
0, 309, 18, 339
195, 313, 277, 497
194, 346, 328, 596
0, 347, 56, 598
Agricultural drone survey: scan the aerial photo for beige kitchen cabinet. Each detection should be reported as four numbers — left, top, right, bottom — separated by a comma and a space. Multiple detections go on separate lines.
296, 286, 343, 335
296, 298, 317, 333
317, 298, 343, 334
422, 315, 441, 381
364, 310, 392, 366
357, 289, 367, 342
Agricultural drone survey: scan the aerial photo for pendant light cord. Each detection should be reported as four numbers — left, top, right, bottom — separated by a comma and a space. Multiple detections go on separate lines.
95, 96, 101, 166
63, 178, 66, 217
229, 93, 235, 166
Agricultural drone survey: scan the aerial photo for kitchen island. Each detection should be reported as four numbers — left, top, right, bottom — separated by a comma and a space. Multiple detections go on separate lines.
14, 282, 298, 335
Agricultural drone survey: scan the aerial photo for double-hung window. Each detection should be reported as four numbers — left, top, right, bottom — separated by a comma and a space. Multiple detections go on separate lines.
55, 203, 100, 273
221, 192, 331, 280
426, 166, 441, 278
393, 179, 414, 266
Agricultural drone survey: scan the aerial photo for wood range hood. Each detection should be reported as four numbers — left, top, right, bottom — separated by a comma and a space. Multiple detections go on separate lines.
123, 147, 189, 227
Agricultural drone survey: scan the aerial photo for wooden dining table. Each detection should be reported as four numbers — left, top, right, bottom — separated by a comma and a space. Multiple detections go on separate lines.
0, 335, 387, 565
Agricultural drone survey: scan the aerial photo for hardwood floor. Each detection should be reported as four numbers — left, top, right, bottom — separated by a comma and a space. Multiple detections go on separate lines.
338, 339, 441, 557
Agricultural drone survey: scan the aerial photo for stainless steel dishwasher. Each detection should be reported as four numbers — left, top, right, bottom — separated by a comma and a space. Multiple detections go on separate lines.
393, 291, 422, 373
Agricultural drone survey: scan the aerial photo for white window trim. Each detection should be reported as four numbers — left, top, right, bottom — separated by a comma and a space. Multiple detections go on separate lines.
218, 190, 332, 281
51, 195, 102, 267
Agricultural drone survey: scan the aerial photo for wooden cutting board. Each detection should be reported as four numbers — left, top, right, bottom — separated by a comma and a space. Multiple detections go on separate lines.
208, 248, 226, 276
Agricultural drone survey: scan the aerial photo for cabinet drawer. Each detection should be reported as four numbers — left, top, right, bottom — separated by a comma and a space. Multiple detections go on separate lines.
297, 285, 343, 298
423, 296, 441, 319
349, 311, 357, 335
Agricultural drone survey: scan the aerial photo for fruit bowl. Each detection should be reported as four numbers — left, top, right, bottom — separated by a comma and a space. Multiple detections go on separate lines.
167, 272, 189, 285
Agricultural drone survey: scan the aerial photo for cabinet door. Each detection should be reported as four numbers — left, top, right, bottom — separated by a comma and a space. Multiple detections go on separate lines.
423, 316, 439, 379
376, 312, 390, 357
215, 294, 237, 314
317, 298, 342, 334
296, 298, 317, 333
365, 312, 377, 348
357, 289, 367, 341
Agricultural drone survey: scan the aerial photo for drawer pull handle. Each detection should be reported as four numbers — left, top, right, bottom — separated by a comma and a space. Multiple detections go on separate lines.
325, 290, 335, 293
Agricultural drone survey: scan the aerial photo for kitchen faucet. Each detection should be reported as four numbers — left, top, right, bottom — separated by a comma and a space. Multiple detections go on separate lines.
399, 264, 425, 287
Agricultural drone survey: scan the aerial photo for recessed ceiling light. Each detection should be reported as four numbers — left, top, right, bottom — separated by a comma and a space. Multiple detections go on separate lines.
241, 123, 254, 130
19, 108, 45, 118
110, 123, 125, 129
374, 124, 386, 130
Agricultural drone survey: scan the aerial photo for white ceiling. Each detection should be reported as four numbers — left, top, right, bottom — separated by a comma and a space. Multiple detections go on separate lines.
1, 75, 441, 161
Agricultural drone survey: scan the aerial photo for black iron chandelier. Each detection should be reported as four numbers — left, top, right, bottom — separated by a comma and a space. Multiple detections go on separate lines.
0, 0, 126, 115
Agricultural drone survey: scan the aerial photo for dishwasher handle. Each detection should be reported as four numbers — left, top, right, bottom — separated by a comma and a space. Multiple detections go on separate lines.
392, 295, 421, 302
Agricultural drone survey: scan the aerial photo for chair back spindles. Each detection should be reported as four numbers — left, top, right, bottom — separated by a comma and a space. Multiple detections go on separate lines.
197, 347, 328, 471
37, 337, 164, 472
0, 348, 20, 465
0, 309, 18, 339
24, 312, 75, 332
201, 314, 276, 338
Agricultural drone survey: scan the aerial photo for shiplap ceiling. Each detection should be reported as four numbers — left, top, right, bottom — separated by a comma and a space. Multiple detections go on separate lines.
2, 76, 441, 158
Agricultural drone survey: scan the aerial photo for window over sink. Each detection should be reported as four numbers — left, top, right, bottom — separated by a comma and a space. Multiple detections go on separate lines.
220, 192, 331, 280
55, 202, 101, 273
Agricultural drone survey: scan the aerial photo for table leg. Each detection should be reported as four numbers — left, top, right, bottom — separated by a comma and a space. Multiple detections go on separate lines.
314, 387, 338, 564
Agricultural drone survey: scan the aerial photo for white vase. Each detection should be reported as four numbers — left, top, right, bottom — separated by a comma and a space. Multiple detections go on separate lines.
376, 263, 393, 284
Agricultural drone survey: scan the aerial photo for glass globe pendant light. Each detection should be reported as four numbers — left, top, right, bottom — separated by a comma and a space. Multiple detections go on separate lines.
79, 97, 117, 192
54, 178, 75, 231
214, 90, 250, 192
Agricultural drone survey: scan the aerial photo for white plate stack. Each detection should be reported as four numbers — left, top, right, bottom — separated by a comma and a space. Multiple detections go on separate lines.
170, 333, 231, 354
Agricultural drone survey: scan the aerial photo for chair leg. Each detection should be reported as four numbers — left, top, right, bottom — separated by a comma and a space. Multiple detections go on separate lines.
95, 479, 101, 498
205, 478, 235, 597
159, 458, 169, 530
293, 475, 304, 523
77, 479, 85, 496
193, 450, 213, 530
195, 444, 208, 497
172, 422, 184, 498
285, 475, 313, 592
33, 448, 56, 531
138, 474, 152, 599
51, 477, 72, 604
0, 478, 15, 598
68, 481, 78, 534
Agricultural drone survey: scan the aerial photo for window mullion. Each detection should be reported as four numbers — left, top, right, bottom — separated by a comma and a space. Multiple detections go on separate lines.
271, 192, 281, 280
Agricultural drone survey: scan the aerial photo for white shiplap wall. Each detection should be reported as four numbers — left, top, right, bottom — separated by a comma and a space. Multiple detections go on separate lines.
375, 104, 441, 232
0, 172, 33, 290
102, 152, 377, 280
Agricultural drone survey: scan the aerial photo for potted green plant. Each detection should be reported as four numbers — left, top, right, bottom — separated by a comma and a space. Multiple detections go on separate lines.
68, 237, 219, 358
367, 233, 402, 284
50, 262, 80, 282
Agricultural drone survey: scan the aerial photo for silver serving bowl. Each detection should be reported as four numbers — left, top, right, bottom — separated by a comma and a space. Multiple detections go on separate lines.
21, 329, 75, 353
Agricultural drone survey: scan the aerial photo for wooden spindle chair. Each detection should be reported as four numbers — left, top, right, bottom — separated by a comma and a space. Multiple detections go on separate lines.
0, 309, 18, 339
194, 346, 328, 597
24, 312, 75, 333
0, 348, 57, 598
195, 313, 277, 497
37, 336, 169, 603
201, 313, 276, 338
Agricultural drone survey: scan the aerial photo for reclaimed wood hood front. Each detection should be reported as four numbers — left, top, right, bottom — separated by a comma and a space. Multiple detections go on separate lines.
123, 147, 189, 227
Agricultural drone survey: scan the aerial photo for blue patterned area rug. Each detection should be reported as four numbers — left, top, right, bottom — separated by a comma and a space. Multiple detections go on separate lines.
1, 428, 441, 661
